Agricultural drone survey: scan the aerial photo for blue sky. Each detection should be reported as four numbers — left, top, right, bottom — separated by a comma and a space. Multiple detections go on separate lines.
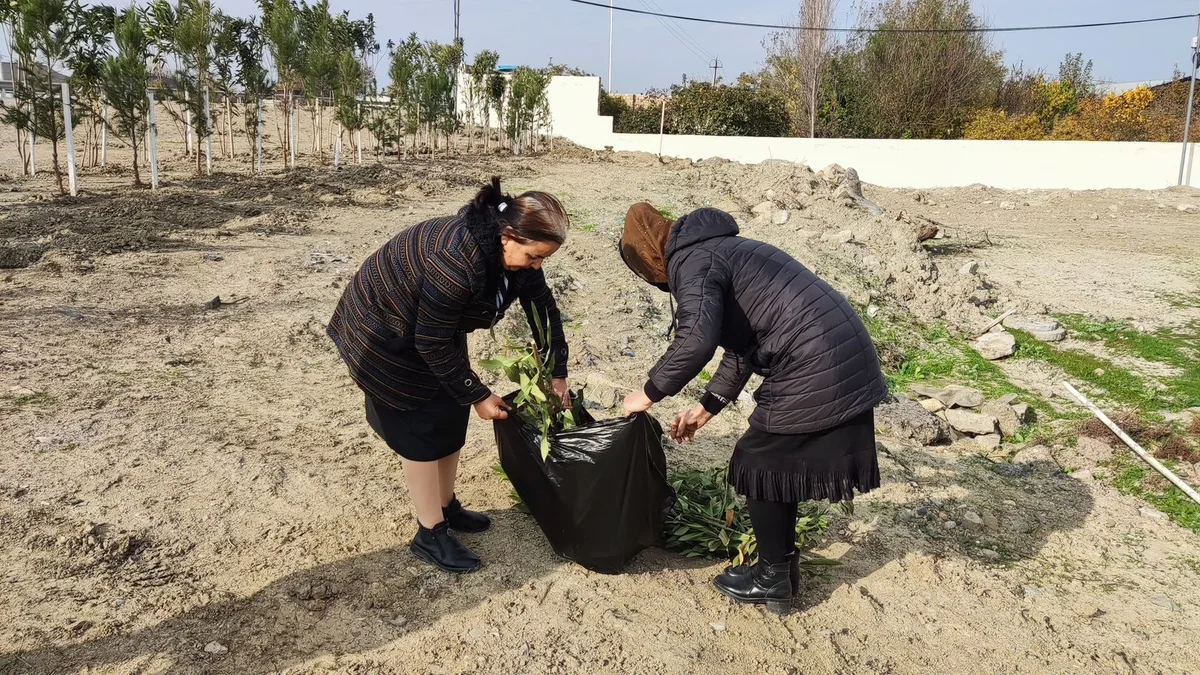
208, 0, 1200, 92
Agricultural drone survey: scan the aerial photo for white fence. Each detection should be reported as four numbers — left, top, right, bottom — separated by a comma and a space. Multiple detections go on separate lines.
542, 75, 1200, 191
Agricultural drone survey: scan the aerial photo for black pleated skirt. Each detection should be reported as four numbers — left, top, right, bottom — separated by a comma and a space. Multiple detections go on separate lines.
729, 408, 880, 503
365, 388, 470, 462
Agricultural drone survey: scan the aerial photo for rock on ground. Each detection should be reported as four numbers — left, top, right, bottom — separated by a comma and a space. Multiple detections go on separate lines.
912, 384, 985, 409
981, 400, 1022, 438
874, 399, 950, 445
946, 409, 999, 436
974, 331, 1017, 360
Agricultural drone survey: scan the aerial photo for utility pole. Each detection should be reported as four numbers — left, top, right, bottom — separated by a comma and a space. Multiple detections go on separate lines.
608, 0, 614, 91
710, 58, 723, 85
1178, 10, 1200, 186
453, 0, 460, 43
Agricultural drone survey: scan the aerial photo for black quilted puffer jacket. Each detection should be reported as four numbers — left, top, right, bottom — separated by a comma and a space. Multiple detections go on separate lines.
642, 208, 887, 434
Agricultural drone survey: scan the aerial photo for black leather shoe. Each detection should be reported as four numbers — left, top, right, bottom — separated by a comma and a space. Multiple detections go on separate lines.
443, 496, 491, 533
410, 521, 481, 573
713, 554, 795, 615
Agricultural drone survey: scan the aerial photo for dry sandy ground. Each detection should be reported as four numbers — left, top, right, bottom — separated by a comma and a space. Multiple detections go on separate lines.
2, 140, 1200, 675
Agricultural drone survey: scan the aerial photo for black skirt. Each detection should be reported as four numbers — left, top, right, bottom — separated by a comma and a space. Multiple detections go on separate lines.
365, 388, 470, 462
729, 409, 880, 503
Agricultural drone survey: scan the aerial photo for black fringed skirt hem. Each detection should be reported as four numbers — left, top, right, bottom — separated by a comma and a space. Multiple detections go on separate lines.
729, 409, 880, 503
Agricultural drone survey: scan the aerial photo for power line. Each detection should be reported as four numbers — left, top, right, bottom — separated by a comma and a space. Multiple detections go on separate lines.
568, 0, 1200, 34
638, 0, 714, 64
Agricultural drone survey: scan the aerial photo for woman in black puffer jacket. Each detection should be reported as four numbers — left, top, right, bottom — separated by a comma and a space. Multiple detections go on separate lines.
620, 203, 886, 614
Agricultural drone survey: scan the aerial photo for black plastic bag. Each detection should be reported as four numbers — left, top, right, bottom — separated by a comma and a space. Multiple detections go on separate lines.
494, 394, 675, 574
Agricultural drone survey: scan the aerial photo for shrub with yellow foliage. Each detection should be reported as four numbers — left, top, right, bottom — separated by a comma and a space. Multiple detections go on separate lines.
963, 109, 1046, 140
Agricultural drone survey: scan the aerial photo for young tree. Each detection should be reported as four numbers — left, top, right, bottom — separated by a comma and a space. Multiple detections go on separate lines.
4, 0, 87, 194
70, 4, 115, 166
426, 39, 462, 155
160, 0, 215, 174
263, 0, 302, 167
387, 33, 420, 158
332, 49, 364, 163
468, 49, 498, 151
234, 15, 272, 158
762, 0, 834, 137
100, 6, 151, 186
507, 66, 549, 153
211, 11, 241, 159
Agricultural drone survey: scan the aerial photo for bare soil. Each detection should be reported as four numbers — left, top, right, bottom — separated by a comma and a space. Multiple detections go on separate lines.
2, 134, 1200, 674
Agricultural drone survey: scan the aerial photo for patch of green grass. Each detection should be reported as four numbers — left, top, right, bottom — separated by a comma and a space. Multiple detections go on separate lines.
1109, 458, 1200, 534
864, 314, 1054, 414
579, 222, 597, 233
1012, 329, 1166, 412
698, 368, 712, 385
656, 206, 679, 220
1055, 314, 1200, 410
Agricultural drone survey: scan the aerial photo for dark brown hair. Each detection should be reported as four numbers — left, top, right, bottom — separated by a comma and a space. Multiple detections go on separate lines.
469, 176, 570, 246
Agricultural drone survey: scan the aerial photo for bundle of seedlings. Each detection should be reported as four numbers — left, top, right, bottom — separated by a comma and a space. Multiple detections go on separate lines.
665, 468, 847, 571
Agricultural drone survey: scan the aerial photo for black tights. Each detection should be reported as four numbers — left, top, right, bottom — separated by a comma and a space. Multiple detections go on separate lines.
747, 499, 798, 565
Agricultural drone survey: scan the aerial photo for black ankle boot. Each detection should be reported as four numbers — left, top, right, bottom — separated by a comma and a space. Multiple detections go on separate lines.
410, 521, 481, 573
713, 554, 795, 615
443, 496, 491, 533
790, 554, 800, 597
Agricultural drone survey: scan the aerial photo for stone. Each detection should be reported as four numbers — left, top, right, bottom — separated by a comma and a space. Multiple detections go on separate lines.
709, 622, 726, 631
945, 409, 999, 436
1000, 201, 1017, 210
1176, 204, 1196, 213
982, 401, 1022, 437
9, 386, 36, 397
1011, 403, 1032, 423
764, 189, 776, 200
204, 642, 229, 655
998, 393, 1020, 405
874, 399, 951, 445
962, 511, 983, 526
958, 261, 979, 276
584, 373, 622, 409
388, 615, 409, 628
1151, 597, 1181, 610
912, 384, 985, 409
1139, 506, 1167, 522
982, 514, 1000, 531
978, 549, 1001, 561
1002, 316, 1060, 333
213, 336, 242, 350
203, 252, 225, 262
466, 627, 487, 643
974, 434, 1002, 452
772, 210, 790, 225
1031, 328, 1067, 342
944, 521, 957, 529
919, 398, 945, 413
821, 229, 855, 244
1074, 437, 1115, 464
1090, 213, 1099, 220
1013, 444, 1053, 464
974, 332, 1017, 360
751, 201, 775, 217
1023, 586, 1044, 599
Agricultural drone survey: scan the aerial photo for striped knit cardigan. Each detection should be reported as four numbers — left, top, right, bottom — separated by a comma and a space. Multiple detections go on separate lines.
327, 201, 569, 410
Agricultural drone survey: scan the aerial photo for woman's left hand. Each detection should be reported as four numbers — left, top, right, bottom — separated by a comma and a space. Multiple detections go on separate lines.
623, 391, 654, 415
551, 378, 571, 407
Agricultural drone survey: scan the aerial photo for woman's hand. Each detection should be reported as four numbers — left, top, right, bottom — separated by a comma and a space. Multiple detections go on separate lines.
551, 378, 571, 407
473, 394, 510, 421
671, 405, 713, 443
623, 391, 654, 416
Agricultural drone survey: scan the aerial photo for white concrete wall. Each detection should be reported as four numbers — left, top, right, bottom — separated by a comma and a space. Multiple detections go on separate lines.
543, 75, 1200, 191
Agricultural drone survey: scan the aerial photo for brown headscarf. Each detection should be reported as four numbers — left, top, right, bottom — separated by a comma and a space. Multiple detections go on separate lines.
620, 202, 676, 289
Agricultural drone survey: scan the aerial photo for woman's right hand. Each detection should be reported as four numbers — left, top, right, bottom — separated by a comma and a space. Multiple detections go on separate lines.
473, 394, 510, 420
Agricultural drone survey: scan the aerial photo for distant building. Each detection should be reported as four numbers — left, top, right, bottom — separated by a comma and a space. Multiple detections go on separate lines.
1094, 79, 1171, 96
1, 60, 70, 95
